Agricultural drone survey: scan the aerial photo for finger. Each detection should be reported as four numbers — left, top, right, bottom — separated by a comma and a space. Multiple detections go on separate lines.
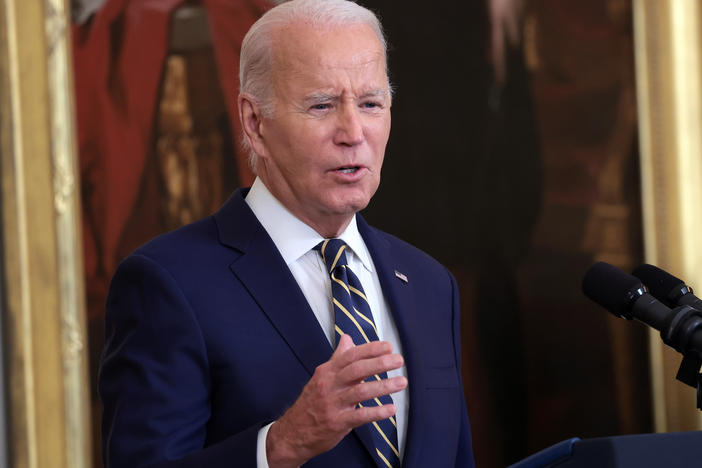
339, 353, 404, 384
334, 338, 393, 368
340, 376, 408, 408
341, 402, 397, 429
334, 333, 355, 356
327, 334, 356, 371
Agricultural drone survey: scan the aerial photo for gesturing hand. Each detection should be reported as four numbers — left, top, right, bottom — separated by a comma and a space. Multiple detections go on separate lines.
265, 334, 407, 468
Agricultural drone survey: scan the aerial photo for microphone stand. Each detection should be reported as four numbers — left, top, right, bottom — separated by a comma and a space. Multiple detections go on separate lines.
660, 304, 702, 410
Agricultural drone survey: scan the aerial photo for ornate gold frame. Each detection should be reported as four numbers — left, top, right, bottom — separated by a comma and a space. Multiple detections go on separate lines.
634, 0, 702, 431
0, 0, 700, 464
0, 0, 91, 467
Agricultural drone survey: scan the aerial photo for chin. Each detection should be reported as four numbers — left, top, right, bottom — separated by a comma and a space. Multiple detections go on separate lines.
340, 200, 372, 216
322, 196, 368, 216
319, 182, 378, 215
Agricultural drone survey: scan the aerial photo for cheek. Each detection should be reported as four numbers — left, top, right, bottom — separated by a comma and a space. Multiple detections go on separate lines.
369, 118, 391, 146
290, 131, 331, 161
370, 136, 389, 164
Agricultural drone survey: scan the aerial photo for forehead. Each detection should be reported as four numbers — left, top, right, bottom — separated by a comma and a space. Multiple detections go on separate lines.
270, 22, 388, 93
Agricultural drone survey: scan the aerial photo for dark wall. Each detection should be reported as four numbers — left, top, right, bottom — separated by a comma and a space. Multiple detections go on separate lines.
359, 1, 651, 467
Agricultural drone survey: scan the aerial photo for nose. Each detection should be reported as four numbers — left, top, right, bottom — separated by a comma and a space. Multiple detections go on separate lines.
334, 104, 364, 146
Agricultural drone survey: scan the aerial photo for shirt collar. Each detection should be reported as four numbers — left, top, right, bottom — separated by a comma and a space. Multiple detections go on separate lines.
244, 178, 374, 272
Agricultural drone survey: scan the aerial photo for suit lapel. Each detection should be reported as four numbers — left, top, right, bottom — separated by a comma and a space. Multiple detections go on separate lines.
214, 191, 380, 465
214, 190, 332, 376
358, 215, 426, 468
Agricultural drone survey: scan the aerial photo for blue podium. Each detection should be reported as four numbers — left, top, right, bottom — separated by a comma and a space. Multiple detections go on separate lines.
508, 431, 702, 468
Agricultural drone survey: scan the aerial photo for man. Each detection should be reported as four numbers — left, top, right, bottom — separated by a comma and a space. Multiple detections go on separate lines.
99, 1, 475, 467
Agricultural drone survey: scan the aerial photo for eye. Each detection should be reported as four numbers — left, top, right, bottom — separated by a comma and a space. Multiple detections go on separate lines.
310, 103, 331, 111
361, 100, 383, 110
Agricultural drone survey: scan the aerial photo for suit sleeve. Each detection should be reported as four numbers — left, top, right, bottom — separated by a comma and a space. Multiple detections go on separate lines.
448, 269, 476, 468
99, 253, 264, 468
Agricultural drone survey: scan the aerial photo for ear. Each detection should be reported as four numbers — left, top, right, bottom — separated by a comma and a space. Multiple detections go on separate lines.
238, 93, 268, 158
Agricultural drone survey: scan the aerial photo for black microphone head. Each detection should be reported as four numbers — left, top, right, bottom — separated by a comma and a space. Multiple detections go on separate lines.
632, 264, 687, 306
582, 261, 646, 319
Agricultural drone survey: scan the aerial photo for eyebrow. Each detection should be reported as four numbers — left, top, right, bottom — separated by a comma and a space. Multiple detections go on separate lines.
303, 93, 337, 105
360, 89, 389, 99
302, 89, 389, 105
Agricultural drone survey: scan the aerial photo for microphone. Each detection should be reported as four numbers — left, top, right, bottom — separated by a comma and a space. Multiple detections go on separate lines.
582, 261, 702, 358
632, 263, 702, 311
584, 261, 702, 409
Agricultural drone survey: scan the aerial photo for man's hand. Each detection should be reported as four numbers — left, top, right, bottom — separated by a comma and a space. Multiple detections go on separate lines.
266, 334, 407, 467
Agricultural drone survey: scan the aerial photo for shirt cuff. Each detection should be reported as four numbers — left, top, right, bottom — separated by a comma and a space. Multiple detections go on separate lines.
256, 422, 274, 468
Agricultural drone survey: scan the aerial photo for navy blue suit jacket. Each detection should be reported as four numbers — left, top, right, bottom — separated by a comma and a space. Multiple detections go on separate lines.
100, 189, 475, 468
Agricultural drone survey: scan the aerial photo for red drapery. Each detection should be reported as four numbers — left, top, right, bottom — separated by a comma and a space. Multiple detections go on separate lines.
73, 0, 270, 319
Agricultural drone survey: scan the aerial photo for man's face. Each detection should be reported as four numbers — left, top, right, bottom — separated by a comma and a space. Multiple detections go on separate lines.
256, 23, 391, 236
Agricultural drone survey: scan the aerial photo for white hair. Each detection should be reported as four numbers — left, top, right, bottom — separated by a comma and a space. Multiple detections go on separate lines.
239, 0, 389, 171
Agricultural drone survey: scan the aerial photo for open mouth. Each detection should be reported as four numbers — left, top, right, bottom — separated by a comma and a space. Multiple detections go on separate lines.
337, 166, 360, 174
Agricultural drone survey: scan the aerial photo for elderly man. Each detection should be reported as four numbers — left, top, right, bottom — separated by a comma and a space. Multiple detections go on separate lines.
99, 1, 475, 467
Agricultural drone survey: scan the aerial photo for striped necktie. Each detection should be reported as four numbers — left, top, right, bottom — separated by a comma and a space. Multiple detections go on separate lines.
316, 238, 400, 468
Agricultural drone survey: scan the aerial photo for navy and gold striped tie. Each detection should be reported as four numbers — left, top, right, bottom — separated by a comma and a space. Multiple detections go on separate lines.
317, 238, 400, 468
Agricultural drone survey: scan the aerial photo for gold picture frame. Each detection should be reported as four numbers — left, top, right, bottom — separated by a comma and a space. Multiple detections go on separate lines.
634, 0, 702, 432
0, 0, 91, 467
1, 1, 701, 466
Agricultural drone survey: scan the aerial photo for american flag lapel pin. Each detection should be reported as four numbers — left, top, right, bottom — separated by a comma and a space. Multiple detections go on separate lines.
394, 270, 408, 283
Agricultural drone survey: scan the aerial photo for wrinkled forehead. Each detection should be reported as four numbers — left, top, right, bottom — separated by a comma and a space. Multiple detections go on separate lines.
270, 22, 389, 86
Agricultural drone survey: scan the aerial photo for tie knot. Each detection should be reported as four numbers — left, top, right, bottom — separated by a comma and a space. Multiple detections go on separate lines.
315, 238, 348, 274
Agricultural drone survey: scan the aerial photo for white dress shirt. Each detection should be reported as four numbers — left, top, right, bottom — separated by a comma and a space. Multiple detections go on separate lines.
245, 178, 409, 467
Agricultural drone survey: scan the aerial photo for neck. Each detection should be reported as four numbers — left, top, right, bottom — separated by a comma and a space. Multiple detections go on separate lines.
307, 217, 353, 239
254, 176, 355, 239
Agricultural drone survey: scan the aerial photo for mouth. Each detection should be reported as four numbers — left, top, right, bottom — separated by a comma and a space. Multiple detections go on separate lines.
337, 166, 360, 174
335, 166, 361, 174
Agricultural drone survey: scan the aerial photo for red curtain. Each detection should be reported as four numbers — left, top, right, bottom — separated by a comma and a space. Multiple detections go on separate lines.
73, 0, 270, 320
